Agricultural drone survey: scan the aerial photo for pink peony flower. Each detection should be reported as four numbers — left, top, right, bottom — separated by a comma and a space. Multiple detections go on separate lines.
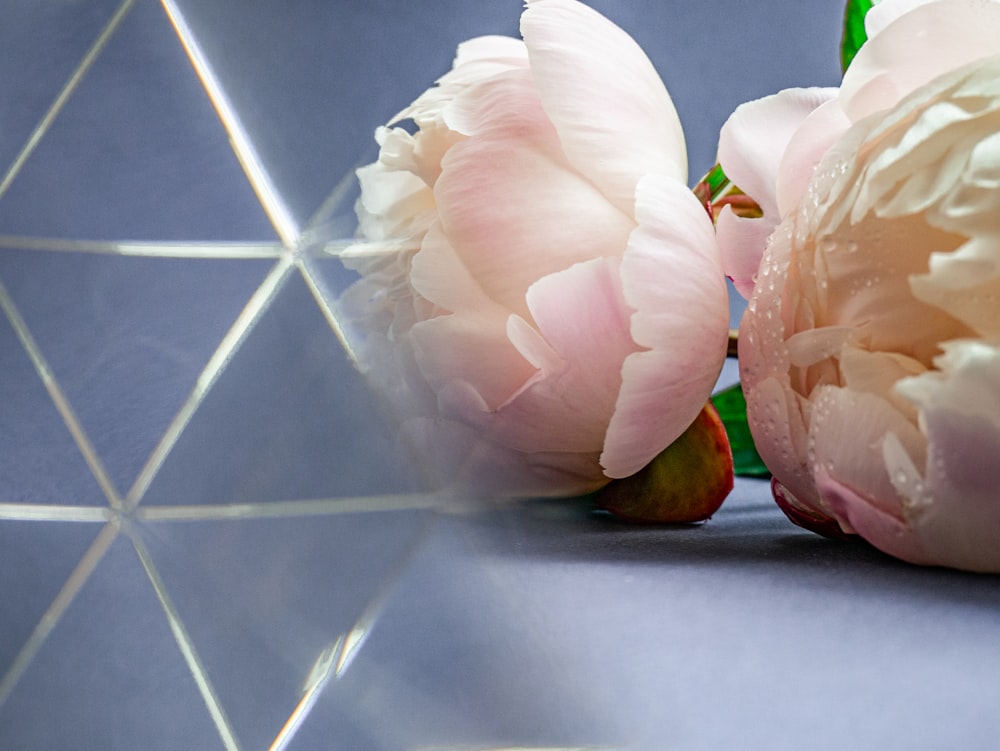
339, 0, 729, 498
739, 54, 1000, 571
717, 0, 1000, 298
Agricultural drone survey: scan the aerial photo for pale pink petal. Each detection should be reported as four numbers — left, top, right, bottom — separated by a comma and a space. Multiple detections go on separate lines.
863, 0, 938, 38
600, 175, 729, 478
715, 205, 774, 299
443, 257, 639, 455
775, 98, 851, 216
441, 66, 546, 137
915, 407, 1000, 571
816, 469, 930, 565
409, 311, 537, 413
739, 223, 818, 509
878, 343, 1000, 571
409, 222, 504, 316
718, 87, 837, 219
452, 35, 529, 69
435, 74, 633, 319
394, 36, 528, 125
809, 385, 927, 520
520, 0, 685, 213
840, 0, 1000, 124
408, 225, 538, 409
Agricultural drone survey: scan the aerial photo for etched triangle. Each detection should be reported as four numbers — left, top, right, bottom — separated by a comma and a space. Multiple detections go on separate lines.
0, 533, 227, 750
0, 297, 105, 506
0, 521, 106, 681
140, 270, 421, 507
0, 249, 276, 500
0, 0, 124, 183
0, 0, 275, 241
132, 509, 431, 750
288, 514, 619, 751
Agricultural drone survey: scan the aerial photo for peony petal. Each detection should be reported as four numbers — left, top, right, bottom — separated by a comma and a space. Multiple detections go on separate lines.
355, 155, 435, 242
520, 0, 685, 213
394, 35, 529, 126
718, 87, 836, 219
916, 409, 1000, 571
775, 98, 850, 216
863, 0, 939, 38
446, 257, 639, 456
809, 385, 927, 520
452, 35, 529, 69
889, 341, 1000, 570
435, 73, 634, 320
839, 346, 926, 422
715, 206, 773, 299
441, 65, 546, 137
815, 468, 930, 565
408, 224, 539, 410
409, 221, 503, 316
840, 0, 1000, 125
911, 237, 1000, 338
600, 175, 729, 478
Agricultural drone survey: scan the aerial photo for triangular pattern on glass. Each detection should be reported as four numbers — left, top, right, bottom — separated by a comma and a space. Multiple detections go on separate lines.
0, 0, 276, 242
0, 533, 229, 751
0, 249, 277, 500
139, 270, 422, 507
0, 0, 125, 191
0, 298, 107, 506
132, 509, 431, 750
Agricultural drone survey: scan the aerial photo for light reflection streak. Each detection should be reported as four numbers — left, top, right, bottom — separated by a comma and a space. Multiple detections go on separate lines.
0, 504, 110, 522
135, 493, 444, 522
160, 0, 299, 248
266, 643, 338, 751
131, 530, 242, 751
0, 278, 123, 510
124, 257, 294, 510
297, 260, 361, 368
0, 0, 136, 202
0, 235, 283, 258
0, 523, 119, 709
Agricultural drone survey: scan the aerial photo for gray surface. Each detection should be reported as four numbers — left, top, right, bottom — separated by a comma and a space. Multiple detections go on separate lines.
0, 1, 998, 750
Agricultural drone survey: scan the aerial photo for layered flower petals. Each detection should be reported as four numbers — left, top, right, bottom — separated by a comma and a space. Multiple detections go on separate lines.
342, 0, 729, 499
737, 44, 1000, 571
718, 0, 1000, 301
602, 175, 728, 478
718, 88, 837, 220
716, 87, 838, 298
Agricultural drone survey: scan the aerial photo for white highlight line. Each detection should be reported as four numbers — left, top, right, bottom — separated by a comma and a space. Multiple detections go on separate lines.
0, 278, 123, 510
0, 0, 136, 201
160, 0, 300, 248
135, 493, 444, 522
131, 531, 242, 751
0, 504, 110, 522
0, 235, 283, 259
0, 523, 119, 709
124, 257, 294, 510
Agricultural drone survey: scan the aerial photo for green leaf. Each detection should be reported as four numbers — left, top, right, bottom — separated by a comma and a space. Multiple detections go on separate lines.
711, 383, 770, 478
841, 0, 875, 73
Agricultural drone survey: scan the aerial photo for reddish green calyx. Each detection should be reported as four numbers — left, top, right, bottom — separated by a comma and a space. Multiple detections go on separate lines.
594, 402, 735, 524
692, 163, 762, 224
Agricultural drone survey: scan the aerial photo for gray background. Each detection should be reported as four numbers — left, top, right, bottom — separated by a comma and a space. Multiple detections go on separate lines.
1, 1, 998, 750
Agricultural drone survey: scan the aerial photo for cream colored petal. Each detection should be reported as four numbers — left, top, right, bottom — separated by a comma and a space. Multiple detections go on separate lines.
809, 385, 927, 520
840, 0, 1000, 124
